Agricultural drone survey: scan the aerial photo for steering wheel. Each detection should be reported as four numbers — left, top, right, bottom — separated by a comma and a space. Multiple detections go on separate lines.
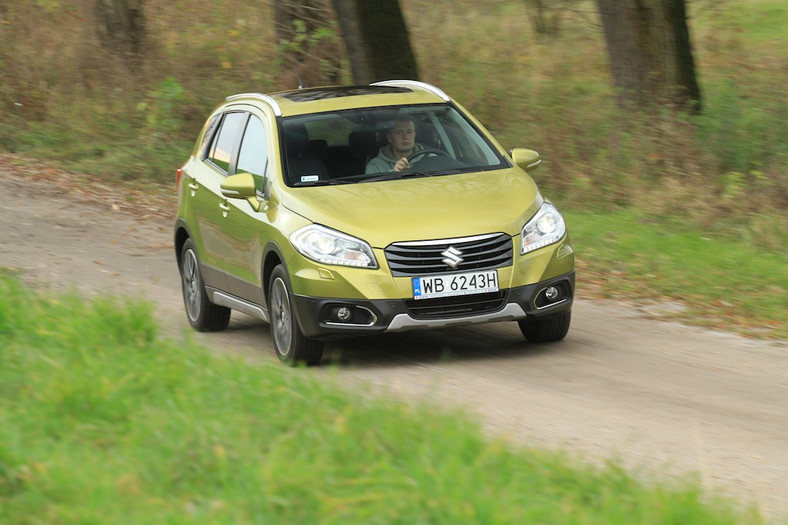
406, 148, 450, 163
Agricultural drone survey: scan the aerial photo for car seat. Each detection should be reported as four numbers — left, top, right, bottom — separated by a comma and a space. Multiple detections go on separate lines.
283, 125, 329, 184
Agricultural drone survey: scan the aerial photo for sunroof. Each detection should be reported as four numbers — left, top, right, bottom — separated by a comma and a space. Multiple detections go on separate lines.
278, 85, 412, 102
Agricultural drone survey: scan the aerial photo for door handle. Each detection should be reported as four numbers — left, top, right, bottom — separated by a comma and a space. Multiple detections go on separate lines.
188, 181, 199, 196
219, 201, 231, 217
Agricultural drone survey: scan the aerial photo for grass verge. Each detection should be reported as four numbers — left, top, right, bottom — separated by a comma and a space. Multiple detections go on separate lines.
566, 209, 788, 339
0, 274, 764, 524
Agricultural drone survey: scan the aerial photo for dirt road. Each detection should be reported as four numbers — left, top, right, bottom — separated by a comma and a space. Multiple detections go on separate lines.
2, 162, 786, 520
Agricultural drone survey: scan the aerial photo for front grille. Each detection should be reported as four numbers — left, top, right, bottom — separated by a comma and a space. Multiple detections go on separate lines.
404, 291, 508, 319
385, 233, 513, 276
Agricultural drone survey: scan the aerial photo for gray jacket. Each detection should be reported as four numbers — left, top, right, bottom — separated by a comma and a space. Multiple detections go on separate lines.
365, 144, 423, 174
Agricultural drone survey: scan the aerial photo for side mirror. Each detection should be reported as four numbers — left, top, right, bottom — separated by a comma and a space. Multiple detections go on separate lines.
511, 148, 541, 172
221, 172, 263, 211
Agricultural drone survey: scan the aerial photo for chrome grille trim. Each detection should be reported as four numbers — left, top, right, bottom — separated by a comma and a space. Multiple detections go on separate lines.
393, 232, 503, 247
385, 233, 513, 276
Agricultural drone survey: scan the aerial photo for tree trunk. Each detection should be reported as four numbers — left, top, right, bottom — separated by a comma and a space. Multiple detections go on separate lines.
596, 0, 701, 112
330, 0, 419, 84
524, 0, 563, 35
95, 0, 147, 58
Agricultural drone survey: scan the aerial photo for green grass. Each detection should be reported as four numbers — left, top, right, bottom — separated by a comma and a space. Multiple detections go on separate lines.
0, 274, 764, 524
566, 209, 788, 338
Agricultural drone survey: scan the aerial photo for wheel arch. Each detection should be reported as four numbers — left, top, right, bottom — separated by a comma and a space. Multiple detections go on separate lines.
261, 240, 286, 305
174, 219, 192, 269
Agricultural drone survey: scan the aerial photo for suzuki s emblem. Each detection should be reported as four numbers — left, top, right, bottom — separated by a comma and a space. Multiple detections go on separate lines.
441, 246, 464, 268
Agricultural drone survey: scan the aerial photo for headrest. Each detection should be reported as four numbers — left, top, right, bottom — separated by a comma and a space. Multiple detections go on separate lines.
284, 129, 310, 156
307, 139, 327, 156
348, 130, 378, 158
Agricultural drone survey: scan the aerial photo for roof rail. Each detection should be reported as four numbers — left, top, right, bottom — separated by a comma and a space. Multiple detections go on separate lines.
371, 80, 451, 102
224, 93, 282, 116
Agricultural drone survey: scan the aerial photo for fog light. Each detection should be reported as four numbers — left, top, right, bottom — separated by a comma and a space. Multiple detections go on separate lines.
337, 306, 351, 322
545, 286, 560, 302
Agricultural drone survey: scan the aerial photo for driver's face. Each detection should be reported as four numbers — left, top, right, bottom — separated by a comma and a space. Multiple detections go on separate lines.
388, 120, 416, 156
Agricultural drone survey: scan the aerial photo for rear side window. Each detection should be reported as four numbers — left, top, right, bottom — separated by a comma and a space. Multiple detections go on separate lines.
237, 115, 268, 178
198, 114, 221, 156
208, 112, 247, 173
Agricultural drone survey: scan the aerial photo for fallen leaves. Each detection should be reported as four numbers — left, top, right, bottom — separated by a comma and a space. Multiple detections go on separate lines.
0, 153, 175, 222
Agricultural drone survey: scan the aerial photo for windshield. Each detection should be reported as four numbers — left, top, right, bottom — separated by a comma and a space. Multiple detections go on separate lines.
279, 104, 509, 186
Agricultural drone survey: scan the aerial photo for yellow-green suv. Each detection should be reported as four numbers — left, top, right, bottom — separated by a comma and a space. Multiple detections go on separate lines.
175, 80, 574, 365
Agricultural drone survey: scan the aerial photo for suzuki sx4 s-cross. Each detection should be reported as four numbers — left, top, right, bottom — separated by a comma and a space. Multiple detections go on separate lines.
175, 80, 574, 365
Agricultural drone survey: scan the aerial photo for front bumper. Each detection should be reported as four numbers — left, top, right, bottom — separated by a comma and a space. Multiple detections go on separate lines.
291, 271, 575, 339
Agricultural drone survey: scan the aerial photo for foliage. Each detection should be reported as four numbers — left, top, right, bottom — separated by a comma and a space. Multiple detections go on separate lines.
0, 273, 763, 523
273, 4, 347, 87
138, 77, 186, 147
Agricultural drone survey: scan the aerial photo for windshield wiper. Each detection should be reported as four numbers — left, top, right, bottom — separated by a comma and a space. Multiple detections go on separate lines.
360, 171, 433, 183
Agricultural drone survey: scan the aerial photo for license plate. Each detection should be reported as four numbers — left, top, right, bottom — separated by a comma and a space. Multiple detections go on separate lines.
412, 270, 499, 300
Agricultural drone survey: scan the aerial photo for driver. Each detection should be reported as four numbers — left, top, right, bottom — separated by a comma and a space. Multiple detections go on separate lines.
365, 113, 424, 173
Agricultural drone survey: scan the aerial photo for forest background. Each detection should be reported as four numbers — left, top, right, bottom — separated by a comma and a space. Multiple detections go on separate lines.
0, 0, 785, 336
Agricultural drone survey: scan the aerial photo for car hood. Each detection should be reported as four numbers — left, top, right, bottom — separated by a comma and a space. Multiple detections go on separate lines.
281, 168, 543, 248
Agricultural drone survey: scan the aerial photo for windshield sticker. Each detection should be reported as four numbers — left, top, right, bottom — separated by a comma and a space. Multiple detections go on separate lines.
300, 175, 320, 183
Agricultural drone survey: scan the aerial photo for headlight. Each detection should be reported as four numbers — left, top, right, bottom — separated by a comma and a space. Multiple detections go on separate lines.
520, 202, 566, 255
290, 225, 378, 268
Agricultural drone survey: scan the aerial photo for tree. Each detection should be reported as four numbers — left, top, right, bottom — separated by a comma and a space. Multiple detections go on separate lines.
274, 0, 343, 86
596, 0, 701, 113
330, 0, 419, 84
523, 0, 579, 35
95, 0, 147, 59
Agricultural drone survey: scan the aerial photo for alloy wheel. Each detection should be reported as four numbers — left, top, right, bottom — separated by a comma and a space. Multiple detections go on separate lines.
270, 276, 292, 357
181, 248, 201, 322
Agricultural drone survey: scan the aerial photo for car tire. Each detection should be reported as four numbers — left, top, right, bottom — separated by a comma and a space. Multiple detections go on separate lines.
179, 238, 231, 332
268, 265, 324, 366
518, 310, 571, 343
